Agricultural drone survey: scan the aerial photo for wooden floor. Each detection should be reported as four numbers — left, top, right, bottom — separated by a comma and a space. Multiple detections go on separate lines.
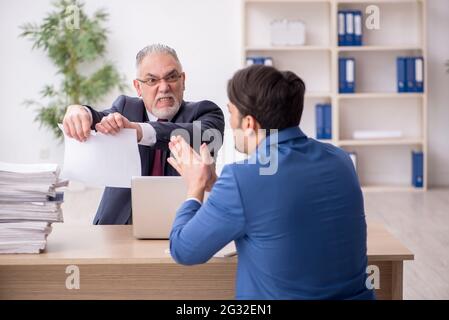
62, 185, 449, 300
364, 189, 449, 300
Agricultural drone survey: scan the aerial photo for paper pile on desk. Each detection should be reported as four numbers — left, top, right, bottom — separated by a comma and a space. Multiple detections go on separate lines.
0, 162, 66, 254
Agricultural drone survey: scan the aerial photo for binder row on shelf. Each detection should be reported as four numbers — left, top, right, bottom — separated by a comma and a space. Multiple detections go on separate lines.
338, 56, 424, 94
397, 57, 424, 93
412, 151, 424, 188
315, 103, 332, 140
339, 57, 355, 93
246, 56, 273, 66
338, 10, 363, 46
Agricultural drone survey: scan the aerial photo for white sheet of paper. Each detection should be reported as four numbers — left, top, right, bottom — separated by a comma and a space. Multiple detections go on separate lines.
59, 125, 141, 188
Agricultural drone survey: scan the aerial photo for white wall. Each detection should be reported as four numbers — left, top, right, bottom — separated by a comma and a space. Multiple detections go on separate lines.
0, 0, 448, 186
427, 0, 449, 187
0, 0, 242, 170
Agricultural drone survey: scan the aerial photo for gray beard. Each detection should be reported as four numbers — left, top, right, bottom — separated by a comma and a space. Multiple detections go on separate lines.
151, 100, 181, 120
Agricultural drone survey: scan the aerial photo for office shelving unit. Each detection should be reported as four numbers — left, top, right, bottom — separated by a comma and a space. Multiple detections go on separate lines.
242, 0, 428, 191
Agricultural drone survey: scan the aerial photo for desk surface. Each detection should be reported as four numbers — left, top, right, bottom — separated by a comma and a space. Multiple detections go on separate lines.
0, 221, 413, 266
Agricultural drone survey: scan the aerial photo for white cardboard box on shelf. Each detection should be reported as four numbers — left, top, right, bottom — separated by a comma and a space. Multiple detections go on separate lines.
270, 19, 306, 46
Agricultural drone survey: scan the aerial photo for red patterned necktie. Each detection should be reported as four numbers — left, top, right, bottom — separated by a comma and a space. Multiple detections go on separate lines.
150, 119, 168, 176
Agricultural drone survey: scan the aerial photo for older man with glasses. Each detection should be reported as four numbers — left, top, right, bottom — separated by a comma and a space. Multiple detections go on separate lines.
62, 44, 225, 225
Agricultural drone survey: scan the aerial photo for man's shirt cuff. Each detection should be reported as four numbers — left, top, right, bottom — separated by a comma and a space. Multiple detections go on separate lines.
83, 106, 93, 123
185, 197, 203, 206
137, 122, 157, 146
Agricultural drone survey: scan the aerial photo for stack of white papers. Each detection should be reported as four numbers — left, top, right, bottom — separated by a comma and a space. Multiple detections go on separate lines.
0, 221, 52, 254
0, 162, 66, 254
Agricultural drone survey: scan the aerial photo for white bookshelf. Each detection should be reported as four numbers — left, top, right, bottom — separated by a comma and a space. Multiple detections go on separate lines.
338, 93, 424, 99
337, 46, 423, 52
361, 185, 423, 193
246, 45, 331, 51
242, 0, 428, 191
338, 139, 423, 146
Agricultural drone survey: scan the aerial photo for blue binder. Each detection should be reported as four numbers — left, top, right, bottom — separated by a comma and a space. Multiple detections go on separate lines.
255, 57, 266, 65
406, 57, 416, 92
315, 104, 324, 139
415, 57, 424, 93
338, 11, 346, 46
323, 104, 332, 139
412, 151, 423, 188
345, 11, 355, 46
397, 57, 407, 93
246, 56, 269, 66
345, 58, 355, 93
339, 58, 346, 93
353, 11, 363, 46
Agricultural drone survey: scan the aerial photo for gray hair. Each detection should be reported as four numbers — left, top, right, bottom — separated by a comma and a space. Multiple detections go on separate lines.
135, 44, 182, 69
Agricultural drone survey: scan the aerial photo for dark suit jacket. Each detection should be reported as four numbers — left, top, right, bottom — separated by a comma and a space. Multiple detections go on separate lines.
86, 95, 225, 225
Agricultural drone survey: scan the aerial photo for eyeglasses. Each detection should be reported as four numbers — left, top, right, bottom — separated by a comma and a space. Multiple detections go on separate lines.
136, 72, 183, 87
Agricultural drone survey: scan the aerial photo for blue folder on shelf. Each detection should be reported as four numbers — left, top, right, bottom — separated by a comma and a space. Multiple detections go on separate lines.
315, 104, 324, 139
415, 56, 424, 93
338, 10, 363, 46
338, 11, 346, 46
346, 58, 355, 93
246, 56, 273, 66
323, 104, 332, 139
397, 57, 407, 93
339, 58, 355, 93
353, 10, 363, 46
406, 57, 416, 92
412, 151, 423, 188
339, 58, 346, 92
397, 56, 425, 93
345, 11, 354, 46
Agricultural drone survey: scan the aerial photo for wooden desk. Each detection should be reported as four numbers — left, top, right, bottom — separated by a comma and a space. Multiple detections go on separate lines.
0, 222, 413, 300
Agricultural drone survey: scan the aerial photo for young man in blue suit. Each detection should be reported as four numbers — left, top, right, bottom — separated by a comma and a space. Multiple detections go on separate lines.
62, 44, 224, 225
168, 65, 375, 300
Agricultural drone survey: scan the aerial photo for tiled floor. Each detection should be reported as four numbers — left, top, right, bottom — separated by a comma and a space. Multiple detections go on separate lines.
364, 189, 449, 300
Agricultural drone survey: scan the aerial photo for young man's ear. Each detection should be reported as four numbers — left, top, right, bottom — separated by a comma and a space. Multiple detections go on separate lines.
250, 116, 260, 131
242, 115, 258, 136
133, 79, 142, 97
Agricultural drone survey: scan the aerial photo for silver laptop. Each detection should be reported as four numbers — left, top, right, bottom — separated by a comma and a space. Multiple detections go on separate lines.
131, 176, 188, 239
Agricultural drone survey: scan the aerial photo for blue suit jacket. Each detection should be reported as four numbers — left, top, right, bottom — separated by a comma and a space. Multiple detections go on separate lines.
170, 126, 375, 300
86, 95, 224, 225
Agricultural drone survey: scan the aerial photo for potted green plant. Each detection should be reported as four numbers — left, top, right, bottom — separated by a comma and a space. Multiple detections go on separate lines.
20, 0, 126, 140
